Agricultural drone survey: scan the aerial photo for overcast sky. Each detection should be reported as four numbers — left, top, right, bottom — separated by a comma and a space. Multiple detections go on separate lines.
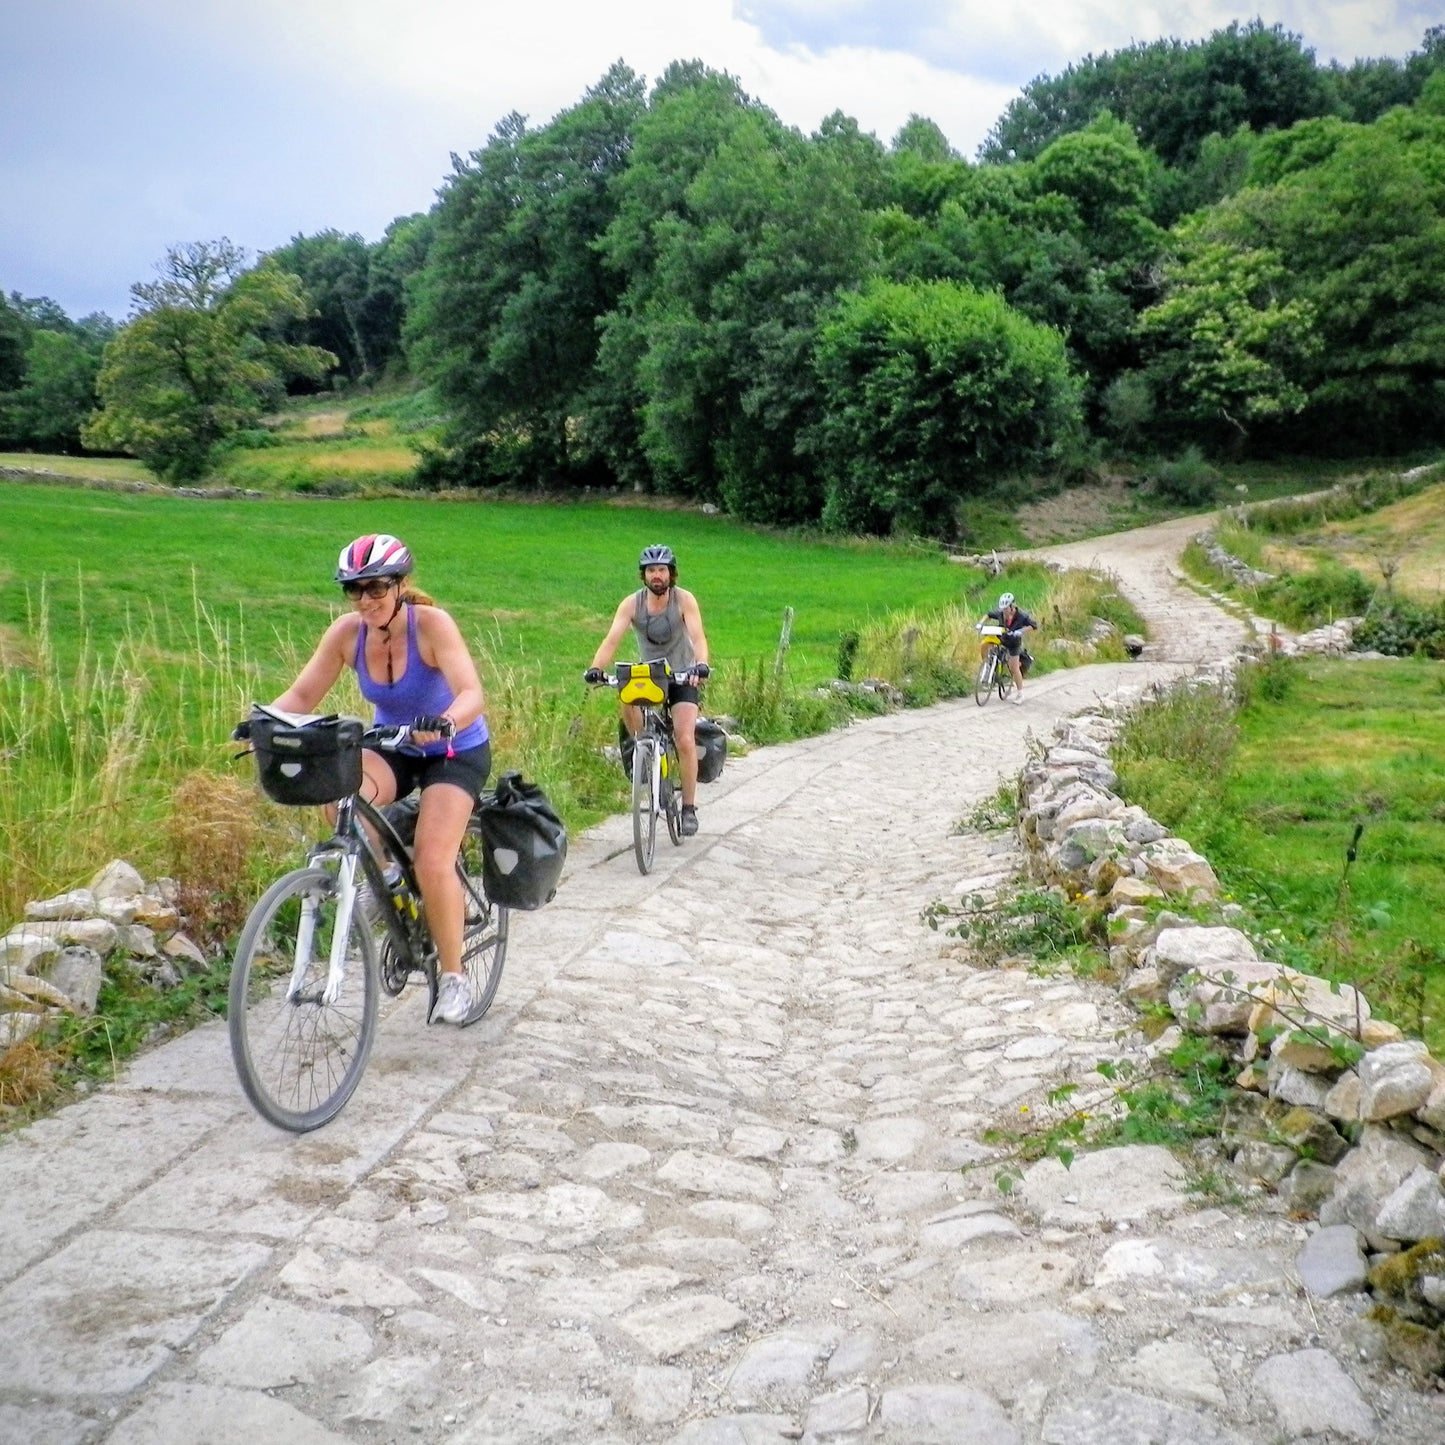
3, 1, 1433, 320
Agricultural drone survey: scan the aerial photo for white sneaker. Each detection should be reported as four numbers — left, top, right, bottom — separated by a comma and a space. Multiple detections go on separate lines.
435, 971, 472, 1023
1012, 690, 1024, 705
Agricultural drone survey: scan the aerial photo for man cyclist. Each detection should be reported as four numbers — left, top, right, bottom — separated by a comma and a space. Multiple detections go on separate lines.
585, 544, 711, 836
983, 591, 1038, 705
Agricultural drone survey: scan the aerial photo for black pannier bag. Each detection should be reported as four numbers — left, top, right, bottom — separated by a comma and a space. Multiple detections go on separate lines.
250, 713, 364, 806
476, 772, 567, 910
695, 717, 727, 783
619, 718, 727, 783
618, 719, 637, 781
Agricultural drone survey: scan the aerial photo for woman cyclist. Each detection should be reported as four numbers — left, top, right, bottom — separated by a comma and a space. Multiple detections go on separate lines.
269, 534, 490, 1023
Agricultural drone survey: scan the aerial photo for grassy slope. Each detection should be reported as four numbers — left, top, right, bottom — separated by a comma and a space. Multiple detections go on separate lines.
1236, 664, 1439, 1051
1258, 481, 1445, 602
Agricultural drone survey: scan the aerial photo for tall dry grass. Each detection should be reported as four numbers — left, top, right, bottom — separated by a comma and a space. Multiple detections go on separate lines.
0, 578, 305, 925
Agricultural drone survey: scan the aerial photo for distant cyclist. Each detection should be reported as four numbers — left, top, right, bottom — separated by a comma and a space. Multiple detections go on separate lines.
268, 534, 490, 1023
585, 544, 711, 836
983, 591, 1038, 705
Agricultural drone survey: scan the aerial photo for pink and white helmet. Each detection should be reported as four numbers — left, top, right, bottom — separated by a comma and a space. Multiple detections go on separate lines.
335, 534, 413, 583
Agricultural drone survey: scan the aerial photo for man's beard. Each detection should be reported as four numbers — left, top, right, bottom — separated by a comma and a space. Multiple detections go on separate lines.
647, 578, 670, 595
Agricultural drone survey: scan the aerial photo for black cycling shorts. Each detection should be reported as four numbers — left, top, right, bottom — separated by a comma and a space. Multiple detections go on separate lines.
373, 741, 491, 803
667, 680, 700, 708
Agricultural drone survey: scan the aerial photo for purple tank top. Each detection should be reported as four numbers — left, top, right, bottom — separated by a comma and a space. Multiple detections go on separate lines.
353, 606, 488, 754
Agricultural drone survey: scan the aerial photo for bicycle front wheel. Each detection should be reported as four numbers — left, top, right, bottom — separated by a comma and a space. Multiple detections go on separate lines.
456, 824, 510, 1024
663, 738, 683, 846
631, 737, 657, 874
974, 653, 997, 706
228, 866, 378, 1133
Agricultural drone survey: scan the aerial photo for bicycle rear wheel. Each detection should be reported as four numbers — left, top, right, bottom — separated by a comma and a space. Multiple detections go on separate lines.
663, 737, 683, 846
631, 737, 657, 874
974, 652, 997, 706
228, 865, 378, 1133
456, 823, 510, 1025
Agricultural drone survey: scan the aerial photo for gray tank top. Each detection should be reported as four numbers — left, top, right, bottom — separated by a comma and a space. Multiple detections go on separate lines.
631, 588, 694, 671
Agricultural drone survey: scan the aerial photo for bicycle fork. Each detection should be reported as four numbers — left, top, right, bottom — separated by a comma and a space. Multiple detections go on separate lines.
287, 852, 360, 1006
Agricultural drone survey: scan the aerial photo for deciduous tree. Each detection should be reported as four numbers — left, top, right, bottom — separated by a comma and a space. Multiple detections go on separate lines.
84, 242, 334, 480
409, 62, 645, 486
812, 279, 1083, 536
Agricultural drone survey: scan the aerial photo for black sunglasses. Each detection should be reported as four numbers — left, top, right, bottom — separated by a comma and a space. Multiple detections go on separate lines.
341, 579, 395, 600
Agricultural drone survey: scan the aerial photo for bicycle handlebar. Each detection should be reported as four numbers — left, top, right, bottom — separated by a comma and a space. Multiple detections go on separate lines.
586, 666, 710, 688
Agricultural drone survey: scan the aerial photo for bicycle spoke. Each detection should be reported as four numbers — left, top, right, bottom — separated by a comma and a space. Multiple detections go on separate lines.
455, 825, 509, 1024
229, 867, 378, 1132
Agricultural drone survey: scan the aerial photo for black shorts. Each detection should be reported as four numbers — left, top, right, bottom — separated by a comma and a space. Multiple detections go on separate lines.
667, 681, 700, 708
373, 741, 491, 803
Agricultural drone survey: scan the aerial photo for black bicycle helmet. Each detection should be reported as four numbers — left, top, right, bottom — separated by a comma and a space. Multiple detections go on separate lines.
336, 534, 414, 584
638, 543, 677, 580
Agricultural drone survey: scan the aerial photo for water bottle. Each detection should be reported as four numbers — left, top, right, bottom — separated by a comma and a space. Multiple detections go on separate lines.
383, 863, 418, 920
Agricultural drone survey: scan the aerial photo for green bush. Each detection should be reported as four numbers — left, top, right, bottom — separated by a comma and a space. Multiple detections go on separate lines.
813, 278, 1084, 537
219, 428, 283, 452
1260, 561, 1373, 629
1149, 446, 1220, 506
1355, 601, 1445, 658
1237, 653, 1298, 705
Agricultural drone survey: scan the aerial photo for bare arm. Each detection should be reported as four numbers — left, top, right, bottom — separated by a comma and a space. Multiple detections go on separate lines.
589, 595, 637, 671
415, 607, 485, 731
270, 615, 355, 714
678, 588, 708, 667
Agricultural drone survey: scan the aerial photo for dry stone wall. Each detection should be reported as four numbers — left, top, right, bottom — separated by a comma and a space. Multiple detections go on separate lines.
0, 860, 209, 1049
1016, 665, 1445, 1378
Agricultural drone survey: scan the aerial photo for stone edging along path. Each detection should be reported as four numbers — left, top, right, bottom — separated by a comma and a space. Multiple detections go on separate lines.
1, 512, 1444, 1443
1016, 666, 1445, 1369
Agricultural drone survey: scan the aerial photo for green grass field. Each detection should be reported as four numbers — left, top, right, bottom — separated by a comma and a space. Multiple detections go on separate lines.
1117, 657, 1445, 1051
5, 477, 1096, 925
0, 480, 973, 686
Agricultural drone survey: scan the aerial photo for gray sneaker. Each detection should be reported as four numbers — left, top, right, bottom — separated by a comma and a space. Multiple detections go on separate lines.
435, 971, 472, 1024
680, 805, 699, 837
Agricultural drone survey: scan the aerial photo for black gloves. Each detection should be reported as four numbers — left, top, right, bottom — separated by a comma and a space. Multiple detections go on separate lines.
692, 662, 711, 680
232, 718, 253, 742
584, 667, 605, 685
412, 714, 455, 738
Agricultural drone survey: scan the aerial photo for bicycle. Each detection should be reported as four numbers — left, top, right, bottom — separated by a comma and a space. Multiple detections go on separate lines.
974, 623, 1016, 706
228, 714, 509, 1133
591, 661, 688, 875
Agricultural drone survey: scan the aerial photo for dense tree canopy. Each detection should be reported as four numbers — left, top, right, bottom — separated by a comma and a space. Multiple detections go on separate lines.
408, 62, 646, 486
15, 20, 1445, 531
980, 20, 1429, 168
0, 291, 115, 450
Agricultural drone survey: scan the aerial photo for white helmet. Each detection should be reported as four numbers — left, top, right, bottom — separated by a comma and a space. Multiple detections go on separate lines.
998, 592, 1015, 608
336, 534, 413, 583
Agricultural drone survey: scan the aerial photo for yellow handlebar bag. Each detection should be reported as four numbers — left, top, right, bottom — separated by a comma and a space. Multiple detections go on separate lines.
617, 660, 671, 706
